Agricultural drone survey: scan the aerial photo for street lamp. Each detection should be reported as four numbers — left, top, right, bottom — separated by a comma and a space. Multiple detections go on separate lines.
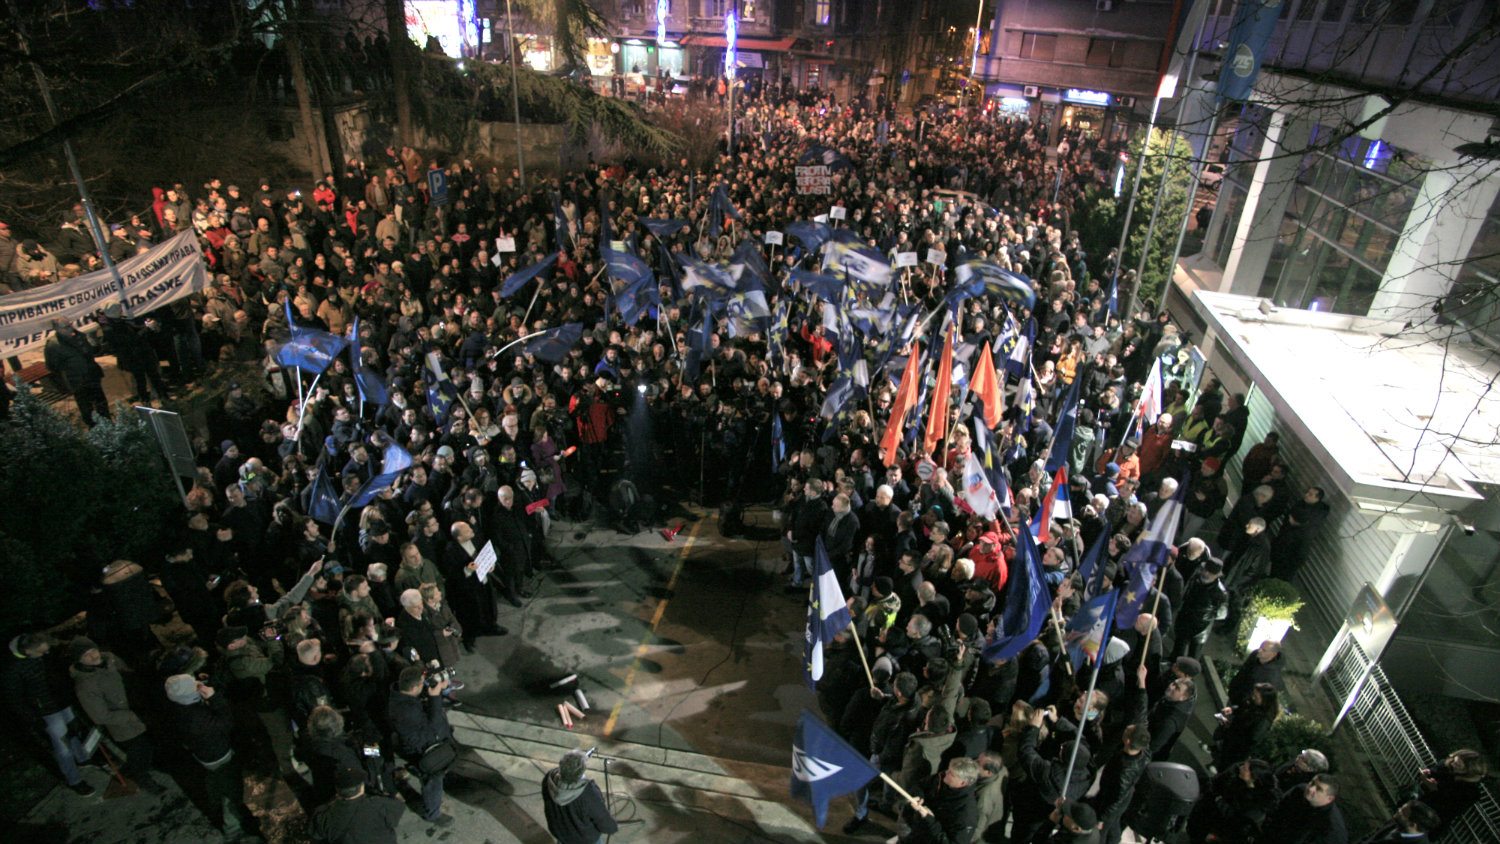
725, 2, 737, 155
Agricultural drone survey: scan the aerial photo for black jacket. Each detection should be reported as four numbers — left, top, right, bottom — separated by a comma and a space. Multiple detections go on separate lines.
1148, 694, 1195, 759
1091, 747, 1150, 823
1, 638, 73, 719
542, 769, 619, 844
395, 610, 441, 666
386, 689, 451, 760
1228, 652, 1285, 706
791, 495, 832, 555
903, 779, 979, 844
1260, 786, 1349, 844
171, 692, 234, 765
307, 793, 405, 844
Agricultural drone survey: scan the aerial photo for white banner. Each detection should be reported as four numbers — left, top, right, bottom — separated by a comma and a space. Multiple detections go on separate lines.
764, 231, 783, 245
926, 248, 947, 267
895, 251, 919, 268
829, 205, 847, 220
0, 231, 207, 357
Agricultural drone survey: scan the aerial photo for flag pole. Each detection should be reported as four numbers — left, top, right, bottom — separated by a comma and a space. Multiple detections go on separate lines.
878, 771, 922, 808
1049, 606, 1075, 677
1138, 565, 1169, 658
1060, 600, 1111, 791
519, 274, 547, 328
295, 370, 324, 438
845, 619, 877, 691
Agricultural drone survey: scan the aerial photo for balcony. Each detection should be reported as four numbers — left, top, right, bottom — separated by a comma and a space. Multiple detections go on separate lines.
690, 15, 772, 36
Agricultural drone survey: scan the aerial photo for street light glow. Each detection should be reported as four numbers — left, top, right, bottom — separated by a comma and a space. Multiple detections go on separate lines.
725, 8, 737, 79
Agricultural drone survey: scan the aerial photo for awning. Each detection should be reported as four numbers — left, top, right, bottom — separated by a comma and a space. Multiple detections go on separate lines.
679, 35, 796, 52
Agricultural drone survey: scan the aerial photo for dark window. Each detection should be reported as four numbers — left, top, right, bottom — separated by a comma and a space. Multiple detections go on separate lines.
1086, 39, 1127, 68
1019, 33, 1057, 61
1322, 0, 1349, 22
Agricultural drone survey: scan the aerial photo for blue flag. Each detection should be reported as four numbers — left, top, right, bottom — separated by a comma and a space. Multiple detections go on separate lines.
823, 229, 892, 287
612, 274, 659, 326
677, 254, 738, 296
500, 252, 558, 298
349, 442, 413, 508
1115, 476, 1187, 629
640, 217, 688, 238
771, 411, 786, 469
348, 318, 389, 408
1045, 377, 1081, 473
552, 194, 571, 252
785, 220, 832, 255
522, 323, 584, 363
426, 380, 459, 426
790, 710, 880, 829
708, 184, 742, 237
276, 299, 348, 374
1065, 590, 1120, 673
983, 526, 1049, 663
1218, 0, 1282, 102
1074, 527, 1111, 598
819, 376, 858, 420
307, 463, 342, 525
949, 260, 1037, 313
788, 268, 843, 304
804, 536, 853, 690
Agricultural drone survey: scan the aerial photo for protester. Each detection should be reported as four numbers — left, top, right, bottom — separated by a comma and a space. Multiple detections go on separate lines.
542, 749, 620, 844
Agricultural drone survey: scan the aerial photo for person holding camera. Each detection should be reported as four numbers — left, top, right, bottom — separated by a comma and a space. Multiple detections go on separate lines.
543, 749, 619, 844
387, 665, 455, 827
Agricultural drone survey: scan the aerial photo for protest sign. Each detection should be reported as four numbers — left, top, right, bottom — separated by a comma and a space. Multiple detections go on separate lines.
474, 541, 497, 584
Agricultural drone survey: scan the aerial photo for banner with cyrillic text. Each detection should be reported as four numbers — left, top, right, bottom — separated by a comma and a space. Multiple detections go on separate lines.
0, 231, 207, 357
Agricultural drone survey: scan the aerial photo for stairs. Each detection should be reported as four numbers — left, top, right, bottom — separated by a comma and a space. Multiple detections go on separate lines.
450, 710, 828, 839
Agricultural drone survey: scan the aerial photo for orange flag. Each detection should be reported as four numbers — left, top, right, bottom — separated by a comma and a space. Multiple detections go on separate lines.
879, 342, 923, 468
971, 343, 1004, 431
922, 328, 955, 458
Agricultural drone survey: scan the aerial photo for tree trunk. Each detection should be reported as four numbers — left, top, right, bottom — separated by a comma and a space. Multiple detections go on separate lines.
384, 0, 415, 146
286, 28, 329, 176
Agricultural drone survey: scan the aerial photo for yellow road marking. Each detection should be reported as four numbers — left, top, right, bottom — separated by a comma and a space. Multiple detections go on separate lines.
602, 519, 704, 736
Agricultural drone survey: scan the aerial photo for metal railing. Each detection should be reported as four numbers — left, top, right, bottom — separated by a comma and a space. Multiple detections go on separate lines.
1322, 636, 1500, 843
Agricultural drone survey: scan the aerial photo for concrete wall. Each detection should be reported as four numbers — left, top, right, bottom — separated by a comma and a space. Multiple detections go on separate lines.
977, 0, 1175, 98
266, 99, 574, 176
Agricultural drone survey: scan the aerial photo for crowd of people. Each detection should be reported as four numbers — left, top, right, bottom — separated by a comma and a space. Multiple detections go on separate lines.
1, 87, 1490, 844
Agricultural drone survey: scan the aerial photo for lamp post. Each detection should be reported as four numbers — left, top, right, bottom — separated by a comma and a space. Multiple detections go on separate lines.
725, 2, 738, 157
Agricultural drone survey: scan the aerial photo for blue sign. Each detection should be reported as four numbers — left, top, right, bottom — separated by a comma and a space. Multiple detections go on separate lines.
1063, 88, 1112, 107
1218, 0, 1282, 102
427, 168, 450, 206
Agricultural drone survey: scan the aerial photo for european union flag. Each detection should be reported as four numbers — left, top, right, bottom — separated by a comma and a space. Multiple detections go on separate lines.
349, 442, 413, 508
612, 274, 659, 326
427, 380, 459, 426
276, 300, 348, 374
1115, 475, 1186, 629
500, 252, 559, 298
307, 463, 342, 525
791, 710, 880, 829
788, 268, 843, 304
523, 323, 584, 363
678, 255, 738, 296
804, 536, 852, 690
1074, 527, 1111, 597
823, 230, 892, 287
348, 318, 389, 408
785, 220, 832, 255
819, 376, 858, 420
983, 525, 1049, 663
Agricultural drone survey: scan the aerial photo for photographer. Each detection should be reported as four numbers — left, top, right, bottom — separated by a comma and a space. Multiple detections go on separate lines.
307, 766, 406, 844
543, 749, 619, 844
387, 665, 455, 827
301, 705, 395, 806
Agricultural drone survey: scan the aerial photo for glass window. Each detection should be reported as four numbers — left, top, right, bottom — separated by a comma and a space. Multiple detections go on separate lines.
813, 0, 830, 25
1441, 195, 1500, 343
1297, 0, 1319, 21
1086, 39, 1126, 68
1323, 0, 1348, 22
1019, 33, 1057, 61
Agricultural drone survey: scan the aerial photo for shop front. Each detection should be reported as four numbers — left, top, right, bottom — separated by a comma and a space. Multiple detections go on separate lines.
1059, 88, 1111, 137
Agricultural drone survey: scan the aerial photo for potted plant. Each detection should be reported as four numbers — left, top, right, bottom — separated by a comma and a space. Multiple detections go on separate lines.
1254, 712, 1334, 766
1237, 578, 1304, 654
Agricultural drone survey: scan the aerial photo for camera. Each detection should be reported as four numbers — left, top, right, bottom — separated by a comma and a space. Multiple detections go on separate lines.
260, 620, 287, 641
361, 744, 382, 758
423, 665, 457, 688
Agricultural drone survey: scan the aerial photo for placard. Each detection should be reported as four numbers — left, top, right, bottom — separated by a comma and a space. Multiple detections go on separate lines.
895, 251, 919, 268
926, 248, 947, 267
814, 214, 829, 223
610, 240, 627, 253
473, 541, 497, 584
764, 231, 784, 245
829, 206, 847, 220
495, 236, 517, 253
794, 164, 832, 195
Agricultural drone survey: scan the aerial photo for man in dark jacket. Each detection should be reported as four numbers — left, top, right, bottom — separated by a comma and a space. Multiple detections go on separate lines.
99, 303, 170, 403
164, 674, 257, 838
1260, 775, 1349, 844
1171, 558, 1227, 661
1011, 707, 1093, 844
542, 749, 619, 844
1228, 639, 1286, 706
1091, 722, 1151, 844
900, 756, 980, 844
1, 633, 98, 796
387, 665, 454, 826
43, 319, 109, 424
307, 766, 406, 844
1148, 675, 1197, 760
788, 478, 831, 587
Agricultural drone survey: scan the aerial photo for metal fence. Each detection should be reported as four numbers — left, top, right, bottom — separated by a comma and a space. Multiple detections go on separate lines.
1322, 635, 1500, 843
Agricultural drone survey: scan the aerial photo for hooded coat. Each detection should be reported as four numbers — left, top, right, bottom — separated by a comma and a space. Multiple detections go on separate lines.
70, 653, 146, 742
542, 768, 619, 844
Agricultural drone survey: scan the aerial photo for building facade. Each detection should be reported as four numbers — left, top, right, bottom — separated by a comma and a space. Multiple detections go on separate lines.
975, 0, 1182, 142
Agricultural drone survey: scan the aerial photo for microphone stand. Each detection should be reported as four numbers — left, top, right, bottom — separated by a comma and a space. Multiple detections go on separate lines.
597, 753, 642, 842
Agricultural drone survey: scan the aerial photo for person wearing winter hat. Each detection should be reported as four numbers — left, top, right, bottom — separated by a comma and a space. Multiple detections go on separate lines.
307, 765, 406, 844
69, 638, 165, 795
163, 673, 258, 839
0, 632, 99, 796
